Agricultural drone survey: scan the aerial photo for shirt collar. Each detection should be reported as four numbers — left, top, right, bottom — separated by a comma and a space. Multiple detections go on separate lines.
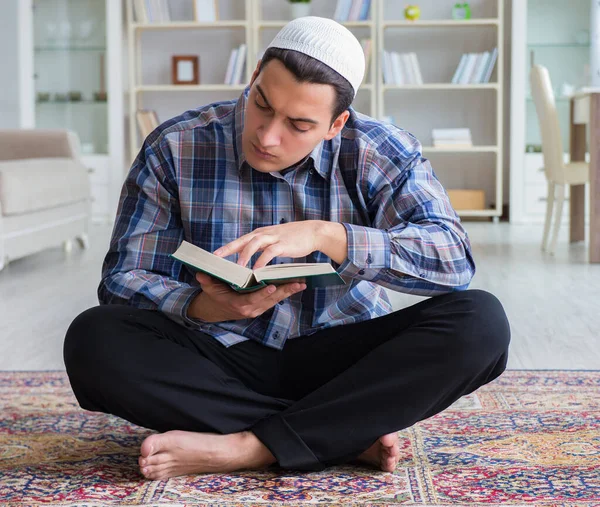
233, 86, 338, 180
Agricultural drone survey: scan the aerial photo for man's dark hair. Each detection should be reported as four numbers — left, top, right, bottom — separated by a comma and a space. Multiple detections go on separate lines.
258, 47, 354, 125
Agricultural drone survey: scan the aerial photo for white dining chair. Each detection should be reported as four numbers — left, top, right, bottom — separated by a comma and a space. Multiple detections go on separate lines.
529, 64, 589, 254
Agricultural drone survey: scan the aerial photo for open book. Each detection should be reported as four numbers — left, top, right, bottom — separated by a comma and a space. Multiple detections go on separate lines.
171, 241, 345, 292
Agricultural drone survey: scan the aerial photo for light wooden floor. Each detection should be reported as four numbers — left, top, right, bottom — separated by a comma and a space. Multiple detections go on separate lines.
0, 222, 598, 370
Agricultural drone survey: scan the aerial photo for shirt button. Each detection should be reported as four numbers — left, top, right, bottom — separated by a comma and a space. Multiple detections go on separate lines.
274, 331, 280, 338
278, 301, 284, 305
358, 269, 365, 275
309, 168, 315, 175
366, 253, 373, 264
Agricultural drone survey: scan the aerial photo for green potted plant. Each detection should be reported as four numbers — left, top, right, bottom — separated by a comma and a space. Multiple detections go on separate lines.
288, 0, 311, 19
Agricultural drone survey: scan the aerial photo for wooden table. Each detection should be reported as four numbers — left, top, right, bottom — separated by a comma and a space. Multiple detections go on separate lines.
570, 91, 600, 263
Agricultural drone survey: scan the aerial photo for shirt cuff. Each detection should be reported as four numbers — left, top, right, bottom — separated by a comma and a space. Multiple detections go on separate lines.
157, 286, 204, 329
337, 223, 391, 281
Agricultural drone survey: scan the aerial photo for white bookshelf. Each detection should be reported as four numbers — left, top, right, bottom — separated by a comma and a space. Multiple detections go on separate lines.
377, 0, 504, 220
126, 0, 253, 161
125, 0, 504, 220
382, 19, 499, 27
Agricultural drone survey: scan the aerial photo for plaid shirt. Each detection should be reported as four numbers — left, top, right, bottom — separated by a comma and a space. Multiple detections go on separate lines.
99, 88, 475, 350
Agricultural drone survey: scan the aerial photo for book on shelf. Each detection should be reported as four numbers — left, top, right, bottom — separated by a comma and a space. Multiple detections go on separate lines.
452, 48, 497, 84
171, 240, 345, 292
224, 44, 246, 85
482, 48, 498, 83
382, 51, 423, 85
136, 109, 160, 139
360, 38, 372, 79
432, 128, 473, 148
193, 0, 219, 23
231, 43, 247, 85
134, 0, 170, 23
133, 0, 148, 23
334, 0, 371, 21
224, 49, 238, 85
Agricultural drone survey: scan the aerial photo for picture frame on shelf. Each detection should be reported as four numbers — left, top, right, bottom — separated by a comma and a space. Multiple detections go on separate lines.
194, 0, 219, 23
172, 55, 200, 85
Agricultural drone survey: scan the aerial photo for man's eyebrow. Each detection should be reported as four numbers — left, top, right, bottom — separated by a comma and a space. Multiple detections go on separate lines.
256, 85, 320, 125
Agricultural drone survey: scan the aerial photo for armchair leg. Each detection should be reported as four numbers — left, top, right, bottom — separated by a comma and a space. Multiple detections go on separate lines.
76, 234, 90, 250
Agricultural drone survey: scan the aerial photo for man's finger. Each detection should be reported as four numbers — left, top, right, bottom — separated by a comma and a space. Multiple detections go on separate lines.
269, 282, 307, 305
195, 272, 227, 288
213, 234, 253, 258
234, 234, 272, 267
253, 244, 285, 270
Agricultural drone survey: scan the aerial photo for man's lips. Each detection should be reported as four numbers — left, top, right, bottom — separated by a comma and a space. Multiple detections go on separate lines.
252, 142, 276, 158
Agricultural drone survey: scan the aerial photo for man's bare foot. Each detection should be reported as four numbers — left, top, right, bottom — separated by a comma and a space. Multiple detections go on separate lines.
138, 430, 276, 481
355, 433, 400, 472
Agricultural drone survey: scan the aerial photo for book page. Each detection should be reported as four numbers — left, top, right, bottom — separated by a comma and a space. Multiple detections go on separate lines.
254, 263, 336, 282
172, 241, 253, 288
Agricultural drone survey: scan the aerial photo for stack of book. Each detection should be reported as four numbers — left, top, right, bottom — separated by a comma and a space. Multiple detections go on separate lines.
451, 48, 497, 84
224, 44, 247, 85
333, 0, 372, 21
382, 51, 423, 85
432, 128, 473, 149
133, 0, 171, 23
136, 110, 160, 139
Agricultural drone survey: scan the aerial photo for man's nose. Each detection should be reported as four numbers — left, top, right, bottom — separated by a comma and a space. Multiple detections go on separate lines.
257, 119, 282, 148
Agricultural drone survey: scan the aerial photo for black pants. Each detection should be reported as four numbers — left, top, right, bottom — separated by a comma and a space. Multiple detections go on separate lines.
63, 289, 510, 471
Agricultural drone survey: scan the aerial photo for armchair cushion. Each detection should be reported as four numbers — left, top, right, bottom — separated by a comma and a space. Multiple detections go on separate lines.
0, 157, 90, 216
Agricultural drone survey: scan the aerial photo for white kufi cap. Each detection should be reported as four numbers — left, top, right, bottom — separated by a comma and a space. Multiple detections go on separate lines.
266, 16, 365, 96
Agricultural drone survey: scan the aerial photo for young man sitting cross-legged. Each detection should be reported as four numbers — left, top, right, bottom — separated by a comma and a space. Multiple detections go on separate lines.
64, 16, 510, 481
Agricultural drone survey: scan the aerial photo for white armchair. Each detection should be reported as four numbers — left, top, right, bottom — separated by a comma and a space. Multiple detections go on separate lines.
0, 129, 91, 271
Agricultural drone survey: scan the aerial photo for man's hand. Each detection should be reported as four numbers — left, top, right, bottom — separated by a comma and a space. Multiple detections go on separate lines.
213, 220, 348, 269
188, 272, 306, 322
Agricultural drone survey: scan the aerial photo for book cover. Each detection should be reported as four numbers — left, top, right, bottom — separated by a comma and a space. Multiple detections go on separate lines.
224, 48, 238, 85
382, 50, 393, 85
348, 0, 364, 21
338, 0, 353, 22
482, 48, 498, 83
133, 0, 148, 23
401, 53, 415, 84
458, 53, 477, 85
409, 53, 423, 85
361, 39, 372, 82
171, 241, 345, 292
359, 0, 372, 21
451, 54, 467, 84
391, 52, 403, 85
232, 44, 247, 85
473, 51, 490, 83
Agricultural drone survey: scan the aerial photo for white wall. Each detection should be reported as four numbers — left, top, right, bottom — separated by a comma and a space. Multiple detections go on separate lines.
0, 1, 21, 128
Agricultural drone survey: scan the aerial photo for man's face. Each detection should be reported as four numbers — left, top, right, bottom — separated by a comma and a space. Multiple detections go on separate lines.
242, 59, 348, 173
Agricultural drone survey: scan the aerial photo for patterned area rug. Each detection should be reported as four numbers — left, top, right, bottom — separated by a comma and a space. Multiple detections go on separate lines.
1, 370, 599, 506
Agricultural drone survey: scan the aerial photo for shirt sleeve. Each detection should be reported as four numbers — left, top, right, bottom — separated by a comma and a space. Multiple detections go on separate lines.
97, 135, 203, 328
336, 132, 476, 296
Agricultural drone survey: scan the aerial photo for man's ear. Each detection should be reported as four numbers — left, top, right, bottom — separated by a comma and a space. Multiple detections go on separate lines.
324, 110, 350, 140
249, 60, 262, 87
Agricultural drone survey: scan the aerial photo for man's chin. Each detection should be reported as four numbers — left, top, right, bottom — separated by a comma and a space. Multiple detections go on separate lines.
246, 155, 283, 173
